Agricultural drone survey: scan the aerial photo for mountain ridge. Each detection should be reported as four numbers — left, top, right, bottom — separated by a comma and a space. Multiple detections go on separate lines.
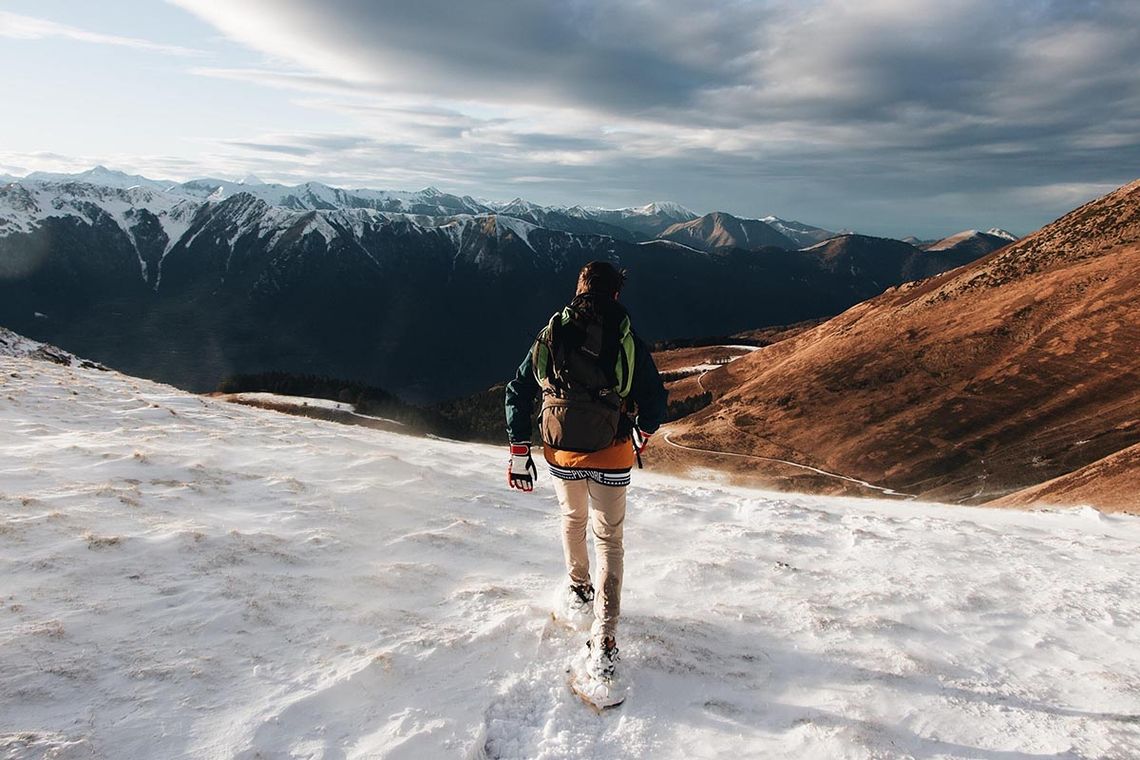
0, 169, 1016, 400
2, 165, 1005, 243
659, 211, 798, 251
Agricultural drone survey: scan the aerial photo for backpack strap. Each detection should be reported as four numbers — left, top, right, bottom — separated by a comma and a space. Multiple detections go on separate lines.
530, 313, 564, 394
613, 314, 635, 398
531, 299, 636, 398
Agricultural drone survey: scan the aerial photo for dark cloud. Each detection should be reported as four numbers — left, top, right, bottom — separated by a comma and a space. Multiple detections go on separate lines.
177, 0, 747, 112
171, 0, 1140, 236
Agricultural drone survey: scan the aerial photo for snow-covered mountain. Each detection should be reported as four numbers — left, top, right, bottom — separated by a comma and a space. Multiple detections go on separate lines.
0, 168, 1004, 399
24, 164, 175, 193
760, 216, 839, 248
557, 200, 699, 237
901, 235, 935, 247
0, 168, 699, 236
924, 228, 1017, 257
659, 211, 798, 251
2, 346, 1138, 758
986, 227, 1019, 241
486, 198, 641, 241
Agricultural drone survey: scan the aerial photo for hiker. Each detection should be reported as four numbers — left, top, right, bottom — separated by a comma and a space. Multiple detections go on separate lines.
504, 260, 667, 680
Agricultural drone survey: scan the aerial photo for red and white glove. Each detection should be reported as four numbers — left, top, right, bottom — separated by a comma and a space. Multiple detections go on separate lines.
633, 428, 652, 455
507, 443, 538, 492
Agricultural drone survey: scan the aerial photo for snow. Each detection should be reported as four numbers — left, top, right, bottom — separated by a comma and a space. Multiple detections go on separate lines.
0, 179, 203, 270
761, 216, 839, 245
493, 214, 539, 248
23, 166, 173, 193
561, 201, 697, 222
2, 353, 1139, 758
157, 201, 199, 258
0, 327, 102, 368
0, 169, 707, 272
631, 201, 696, 218
639, 238, 705, 254
0, 327, 53, 359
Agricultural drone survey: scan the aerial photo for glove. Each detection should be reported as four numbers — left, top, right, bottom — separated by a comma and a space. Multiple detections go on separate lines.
507, 442, 538, 492
632, 428, 652, 455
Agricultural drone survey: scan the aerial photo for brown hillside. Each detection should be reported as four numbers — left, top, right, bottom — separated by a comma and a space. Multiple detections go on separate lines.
990, 443, 1140, 514
665, 179, 1140, 505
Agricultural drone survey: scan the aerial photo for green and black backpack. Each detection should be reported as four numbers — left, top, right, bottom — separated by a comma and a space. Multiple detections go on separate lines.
530, 294, 636, 453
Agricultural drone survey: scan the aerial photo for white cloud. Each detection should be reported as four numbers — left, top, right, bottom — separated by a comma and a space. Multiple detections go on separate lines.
0, 10, 204, 56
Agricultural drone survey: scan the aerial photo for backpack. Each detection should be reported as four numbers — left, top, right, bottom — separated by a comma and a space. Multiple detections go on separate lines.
530, 294, 636, 453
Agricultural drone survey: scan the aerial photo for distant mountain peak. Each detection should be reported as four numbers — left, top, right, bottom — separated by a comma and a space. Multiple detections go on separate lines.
636, 200, 695, 218
659, 210, 797, 251
926, 229, 1014, 253
759, 215, 839, 248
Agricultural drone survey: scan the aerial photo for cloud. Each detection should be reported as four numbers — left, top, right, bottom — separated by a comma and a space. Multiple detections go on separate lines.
20, 0, 1140, 234
0, 10, 204, 56
170, 2, 1140, 143
172, 0, 737, 112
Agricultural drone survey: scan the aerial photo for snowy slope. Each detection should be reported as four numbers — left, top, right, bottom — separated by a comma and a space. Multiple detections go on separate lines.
987, 228, 1019, 242
0, 178, 198, 240
2, 356, 1139, 759
760, 216, 839, 248
0, 326, 105, 368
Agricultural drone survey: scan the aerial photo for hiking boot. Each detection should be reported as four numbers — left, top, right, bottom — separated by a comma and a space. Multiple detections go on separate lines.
566, 582, 595, 615
586, 635, 619, 680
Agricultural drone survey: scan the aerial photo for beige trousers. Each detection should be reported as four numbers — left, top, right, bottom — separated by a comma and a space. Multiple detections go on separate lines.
552, 477, 627, 639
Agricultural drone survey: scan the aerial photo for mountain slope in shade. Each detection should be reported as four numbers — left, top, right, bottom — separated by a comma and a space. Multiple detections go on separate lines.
992, 442, 1140, 513
0, 171, 1007, 400
665, 179, 1140, 509
1, 184, 936, 400
901, 235, 936, 247
802, 233, 986, 284
761, 216, 838, 247
659, 211, 797, 251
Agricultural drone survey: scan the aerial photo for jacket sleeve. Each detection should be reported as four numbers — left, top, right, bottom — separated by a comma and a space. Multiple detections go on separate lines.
629, 333, 668, 434
504, 351, 540, 444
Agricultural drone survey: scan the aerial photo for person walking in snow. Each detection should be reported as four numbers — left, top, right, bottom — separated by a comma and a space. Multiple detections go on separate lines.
504, 261, 667, 681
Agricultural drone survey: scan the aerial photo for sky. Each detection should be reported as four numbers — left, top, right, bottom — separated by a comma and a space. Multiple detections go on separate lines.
1, 0, 1138, 238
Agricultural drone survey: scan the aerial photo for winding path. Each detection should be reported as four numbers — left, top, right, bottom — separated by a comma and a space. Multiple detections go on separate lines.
661, 431, 913, 498
665, 346, 912, 498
